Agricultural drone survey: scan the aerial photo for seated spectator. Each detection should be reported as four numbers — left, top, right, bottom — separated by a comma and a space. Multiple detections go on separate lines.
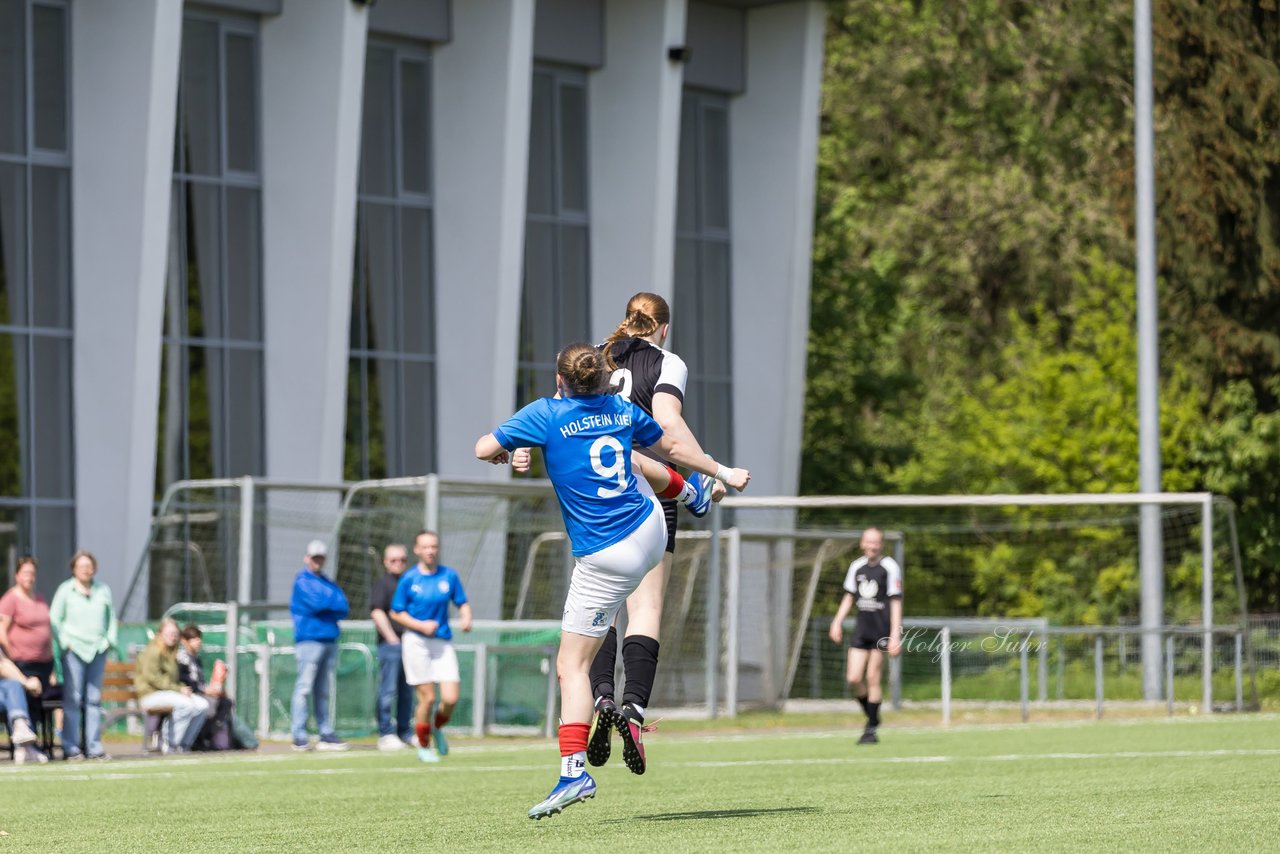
176, 624, 236, 750
134, 619, 208, 754
0, 652, 48, 765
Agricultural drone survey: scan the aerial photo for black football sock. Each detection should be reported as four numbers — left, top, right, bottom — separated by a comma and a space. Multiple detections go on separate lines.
867, 701, 881, 728
856, 694, 870, 716
589, 626, 619, 702
620, 635, 661, 712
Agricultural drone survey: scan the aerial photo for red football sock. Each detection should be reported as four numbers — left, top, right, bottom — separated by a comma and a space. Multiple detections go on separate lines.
656, 467, 685, 499
416, 722, 430, 748
558, 722, 590, 756
434, 710, 450, 729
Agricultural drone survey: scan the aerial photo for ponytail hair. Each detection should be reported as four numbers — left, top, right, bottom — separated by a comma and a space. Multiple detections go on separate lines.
556, 343, 608, 396
601, 292, 671, 371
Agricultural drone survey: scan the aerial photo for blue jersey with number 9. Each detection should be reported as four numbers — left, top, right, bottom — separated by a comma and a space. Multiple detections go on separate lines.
493, 394, 664, 556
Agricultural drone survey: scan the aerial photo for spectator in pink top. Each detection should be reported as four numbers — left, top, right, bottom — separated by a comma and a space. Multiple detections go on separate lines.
0, 557, 55, 691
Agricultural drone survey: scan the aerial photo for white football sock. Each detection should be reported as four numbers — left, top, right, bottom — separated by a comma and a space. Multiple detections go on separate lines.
561, 750, 586, 778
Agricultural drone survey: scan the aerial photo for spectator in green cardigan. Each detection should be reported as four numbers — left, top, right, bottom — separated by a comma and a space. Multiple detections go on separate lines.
49, 550, 118, 761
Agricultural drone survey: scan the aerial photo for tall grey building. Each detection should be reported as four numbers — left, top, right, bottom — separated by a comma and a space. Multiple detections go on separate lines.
0, 0, 824, 599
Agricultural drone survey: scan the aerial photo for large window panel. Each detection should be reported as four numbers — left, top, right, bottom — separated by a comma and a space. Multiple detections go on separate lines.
0, 2, 73, 574
179, 19, 220, 177
0, 0, 24, 156
672, 90, 733, 460
700, 241, 732, 377
360, 203, 397, 353
557, 224, 589, 342
183, 182, 221, 340
31, 334, 71, 498
31, 3, 66, 153
32, 505, 73, 573
521, 221, 556, 363
398, 58, 430, 196
557, 82, 586, 213
223, 32, 257, 174
185, 344, 214, 480
347, 40, 437, 479
518, 65, 591, 408
224, 186, 261, 340
525, 73, 554, 216
0, 333, 25, 496
401, 360, 434, 475
30, 165, 70, 329
161, 13, 265, 496
399, 206, 433, 356
675, 98, 697, 234
0, 161, 27, 326
225, 347, 264, 476
700, 103, 730, 231
360, 47, 395, 198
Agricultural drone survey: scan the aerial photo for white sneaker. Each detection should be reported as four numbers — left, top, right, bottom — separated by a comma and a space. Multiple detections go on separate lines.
20, 745, 48, 765
11, 718, 37, 746
377, 734, 406, 751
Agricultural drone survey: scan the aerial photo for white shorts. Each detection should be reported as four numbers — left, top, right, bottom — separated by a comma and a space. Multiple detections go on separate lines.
401, 631, 461, 685
562, 497, 667, 638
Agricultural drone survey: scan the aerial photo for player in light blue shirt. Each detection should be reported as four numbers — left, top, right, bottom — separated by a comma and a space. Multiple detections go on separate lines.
476, 342, 750, 820
389, 530, 472, 763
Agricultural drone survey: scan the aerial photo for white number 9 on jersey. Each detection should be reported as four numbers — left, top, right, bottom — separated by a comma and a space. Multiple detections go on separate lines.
590, 435, 627, 498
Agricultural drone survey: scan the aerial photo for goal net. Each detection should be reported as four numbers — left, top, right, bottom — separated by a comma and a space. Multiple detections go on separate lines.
718, 493, 1249, 714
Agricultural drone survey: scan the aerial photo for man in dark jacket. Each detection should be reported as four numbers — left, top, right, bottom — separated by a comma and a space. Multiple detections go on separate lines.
289, 540, 350, 751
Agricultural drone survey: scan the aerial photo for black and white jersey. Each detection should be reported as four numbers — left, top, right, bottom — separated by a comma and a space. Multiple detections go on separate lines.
601, 337, 688, 417
842, 556, 903, 640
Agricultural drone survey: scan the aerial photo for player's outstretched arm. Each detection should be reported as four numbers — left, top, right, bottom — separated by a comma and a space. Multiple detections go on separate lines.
648, 433, 749, 491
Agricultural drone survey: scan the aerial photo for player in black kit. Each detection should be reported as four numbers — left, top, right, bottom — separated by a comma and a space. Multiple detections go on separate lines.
829, 527, 902, 744
586, 292, 732, 775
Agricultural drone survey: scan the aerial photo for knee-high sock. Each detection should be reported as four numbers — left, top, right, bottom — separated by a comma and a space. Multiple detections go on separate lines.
589, 626, 619, 701
559, 722, 590, 778
621, 635, 660, 710
867, 701, 881, 728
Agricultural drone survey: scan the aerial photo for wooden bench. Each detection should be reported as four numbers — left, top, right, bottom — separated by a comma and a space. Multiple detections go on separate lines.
101, 660, 173, 753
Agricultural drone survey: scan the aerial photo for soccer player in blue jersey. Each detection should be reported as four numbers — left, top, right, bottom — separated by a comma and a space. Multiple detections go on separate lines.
390, 530, 473, 763
476, 342, 749, 820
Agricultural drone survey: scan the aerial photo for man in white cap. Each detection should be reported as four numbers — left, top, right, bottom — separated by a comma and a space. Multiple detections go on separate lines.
289, 539, 350, 751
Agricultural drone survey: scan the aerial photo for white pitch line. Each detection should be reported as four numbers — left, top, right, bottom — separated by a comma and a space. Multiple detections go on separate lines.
5, 747, 1278, 782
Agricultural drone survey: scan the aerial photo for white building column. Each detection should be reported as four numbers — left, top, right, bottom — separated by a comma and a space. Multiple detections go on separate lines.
260, 3, 368, 483
728, 1, 825, 705
432, 0, 535, 477
71, 0, 183, 609
730, 1, 825, 497
431, 1, 535, 619
587, 0, 687, 340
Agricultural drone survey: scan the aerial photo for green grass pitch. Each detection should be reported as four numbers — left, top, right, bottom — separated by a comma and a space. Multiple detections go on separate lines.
3, 714, 1275, 852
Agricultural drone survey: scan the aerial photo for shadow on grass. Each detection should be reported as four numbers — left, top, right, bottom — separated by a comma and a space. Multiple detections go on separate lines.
606, 806, 819, 823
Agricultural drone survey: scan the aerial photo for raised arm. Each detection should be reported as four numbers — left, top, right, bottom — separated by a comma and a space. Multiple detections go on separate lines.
651, 391, 709, 460
648, 432, 749, 491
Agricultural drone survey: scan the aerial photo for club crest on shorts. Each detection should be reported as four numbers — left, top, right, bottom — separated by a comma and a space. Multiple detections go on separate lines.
591, 610, 608, 628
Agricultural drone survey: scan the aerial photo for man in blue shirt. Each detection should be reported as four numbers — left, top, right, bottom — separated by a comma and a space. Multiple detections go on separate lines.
390, 530, 472, 763
289, 539, 350, 751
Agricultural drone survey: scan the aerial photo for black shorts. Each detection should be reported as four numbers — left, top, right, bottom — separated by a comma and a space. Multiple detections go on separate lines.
848, 633, 885, 652
661, 498, 677, 554
849, 617, 888, 651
